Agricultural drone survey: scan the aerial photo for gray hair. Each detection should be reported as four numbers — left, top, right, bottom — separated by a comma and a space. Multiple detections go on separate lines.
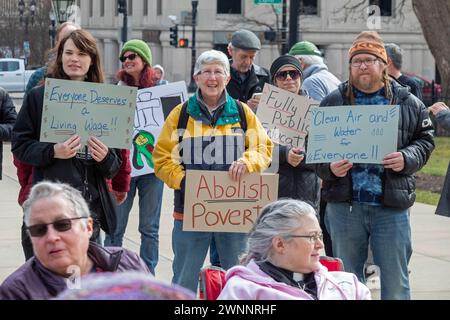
294, 54, 323, 68
193, 50, 230, 76
153, 64, 165, 77
384, 43, 402, 70
240, 199, 317, 265
23, 181, 90, 227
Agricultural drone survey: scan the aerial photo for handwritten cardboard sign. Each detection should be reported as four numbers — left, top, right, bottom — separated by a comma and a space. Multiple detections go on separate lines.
131, 81, 188, 177
40, 78, 136, 149
183, 170, 279, 233
256, 83, 319, 149
306, 105, 400, 164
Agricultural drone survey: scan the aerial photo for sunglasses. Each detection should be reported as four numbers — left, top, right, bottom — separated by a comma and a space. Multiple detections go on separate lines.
120, 53, 138, 62
26, 217, 88, 237
275, 70, 301, 81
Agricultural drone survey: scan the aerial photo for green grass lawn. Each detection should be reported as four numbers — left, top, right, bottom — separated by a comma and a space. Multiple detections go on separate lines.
416, 136, 449, 205
420, 137, 450, 176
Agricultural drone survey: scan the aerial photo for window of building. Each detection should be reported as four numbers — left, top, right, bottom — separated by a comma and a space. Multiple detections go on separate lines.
369, 0, 393, 16
157, 0, 162, 16
299, 0, 318, 16
128, 0, 133, 16
115, 0, 118, 16
100, 0, 104, 17
143, 0, 148, 16
89, 0, 93, 17
217, 0, 241, 14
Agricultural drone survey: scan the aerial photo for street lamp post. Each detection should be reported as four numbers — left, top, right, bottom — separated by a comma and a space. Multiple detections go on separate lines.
118, 0, 128, 44
18, 0, 36, 65
49, 12, 56, 48
187, 0, 199, 93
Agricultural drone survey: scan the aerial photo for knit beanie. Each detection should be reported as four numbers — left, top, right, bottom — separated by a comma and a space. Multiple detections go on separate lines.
120, 39, 152, 66
348, 31, 387, 63
289, 41, 322, 57
270, 54, 303, 83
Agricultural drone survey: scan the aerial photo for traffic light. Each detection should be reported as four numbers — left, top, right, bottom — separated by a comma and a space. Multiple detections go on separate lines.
169, 25, 178, 47
118, 0, 127, 14
178, 38, 189, 48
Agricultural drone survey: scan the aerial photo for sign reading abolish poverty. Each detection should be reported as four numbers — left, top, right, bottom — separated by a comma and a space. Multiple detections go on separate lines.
132, 81, 188, 177
256, 83, 318, 149
306, 105, 400, 164
40, 78, 136, 149
183, 170, 278, 233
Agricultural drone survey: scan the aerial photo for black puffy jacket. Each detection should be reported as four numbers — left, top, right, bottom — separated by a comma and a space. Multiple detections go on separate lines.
0, 87, 17, 179
227, 64, 270, 103
315, 81, 434, 209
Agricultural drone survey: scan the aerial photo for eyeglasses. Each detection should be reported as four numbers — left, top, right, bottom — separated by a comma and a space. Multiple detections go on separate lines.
120, 53, 138, 62
275, 70, 301, 81
288, 232, 324, 243
351, 58, 379, 68
199, 70, 226, 78
26, 217, 88, 237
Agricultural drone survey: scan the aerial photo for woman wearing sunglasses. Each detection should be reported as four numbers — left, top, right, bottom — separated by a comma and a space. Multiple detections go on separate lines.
269, 55, 320, 214
103, 39, 164, 276
218, 199, 371, 300
0, 181, 150, 300
12, 30, 123, 245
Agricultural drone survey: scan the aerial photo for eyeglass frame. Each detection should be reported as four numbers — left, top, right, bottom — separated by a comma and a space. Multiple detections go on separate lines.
286, 232, 324, 243
120, 53, 138, 63
275, 69, 301, 81
26, 217, 88, 238
350, 58, 380, 68
198, 69, 227, 78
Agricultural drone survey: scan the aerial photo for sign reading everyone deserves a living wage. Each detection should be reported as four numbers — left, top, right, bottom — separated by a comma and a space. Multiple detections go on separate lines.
256, 83, 319, 149
183, 170, 279, 233
306, 105, 400, 164
131, 81, 188, 177
40, 78, 137, 149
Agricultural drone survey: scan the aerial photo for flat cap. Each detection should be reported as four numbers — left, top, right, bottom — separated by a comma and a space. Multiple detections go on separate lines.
231, 29, 261, 51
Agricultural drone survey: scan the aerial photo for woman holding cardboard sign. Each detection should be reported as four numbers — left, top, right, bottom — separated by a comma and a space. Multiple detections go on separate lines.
269, 55, 320, 213
153, 50, 272, 293
12, 30, 122, 245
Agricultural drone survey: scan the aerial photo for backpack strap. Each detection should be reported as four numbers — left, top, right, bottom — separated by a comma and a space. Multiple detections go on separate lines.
235, 99, 247, 132
177, 100, 189, 143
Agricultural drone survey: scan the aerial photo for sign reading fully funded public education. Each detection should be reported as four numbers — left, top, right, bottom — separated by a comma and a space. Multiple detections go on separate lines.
306, 105, 400, 164
40, 78, 137, 149
183, 170, 279, 233
132, 81, 188, 177
256, 83, 318, 149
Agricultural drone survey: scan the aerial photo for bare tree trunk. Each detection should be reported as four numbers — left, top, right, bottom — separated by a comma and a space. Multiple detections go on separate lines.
412, 0, 450, 105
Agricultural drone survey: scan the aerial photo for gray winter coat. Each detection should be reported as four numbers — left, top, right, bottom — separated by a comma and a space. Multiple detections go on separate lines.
0, 87, 17, 179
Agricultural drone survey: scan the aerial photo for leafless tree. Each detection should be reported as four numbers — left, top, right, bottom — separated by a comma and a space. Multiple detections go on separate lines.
412, 0, 450, 105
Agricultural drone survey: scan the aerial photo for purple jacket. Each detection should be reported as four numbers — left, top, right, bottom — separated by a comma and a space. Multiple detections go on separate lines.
218, 260, 371, 300
0, 242, 150, 300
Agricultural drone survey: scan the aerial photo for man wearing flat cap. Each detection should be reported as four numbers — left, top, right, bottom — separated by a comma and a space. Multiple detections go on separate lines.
314, 31, 434, 300
226, 29, 270, 111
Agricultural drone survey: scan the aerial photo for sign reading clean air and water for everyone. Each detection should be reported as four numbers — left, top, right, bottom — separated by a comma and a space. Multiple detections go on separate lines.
256, 83, 319, 149
40, 78, 136, 149
306, 105, 400, 164
183, 170, 279, 233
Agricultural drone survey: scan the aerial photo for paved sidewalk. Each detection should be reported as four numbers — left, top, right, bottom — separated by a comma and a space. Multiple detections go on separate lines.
1, 143, 450, 299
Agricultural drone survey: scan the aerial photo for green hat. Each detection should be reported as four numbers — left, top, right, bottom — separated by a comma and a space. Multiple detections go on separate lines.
120, 39, 152, 65
289, 41, 322, 57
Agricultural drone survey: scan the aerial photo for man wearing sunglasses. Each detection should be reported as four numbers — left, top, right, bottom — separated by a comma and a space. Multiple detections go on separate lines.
0, 181, 150, 300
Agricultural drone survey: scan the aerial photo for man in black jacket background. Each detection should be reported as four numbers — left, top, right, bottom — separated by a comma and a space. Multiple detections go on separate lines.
226, 29, 270, 112
315, 31, 434, 300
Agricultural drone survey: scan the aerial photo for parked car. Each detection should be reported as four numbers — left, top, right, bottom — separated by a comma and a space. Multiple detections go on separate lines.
0, 58, 35, 92
403, 72, 442, 106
